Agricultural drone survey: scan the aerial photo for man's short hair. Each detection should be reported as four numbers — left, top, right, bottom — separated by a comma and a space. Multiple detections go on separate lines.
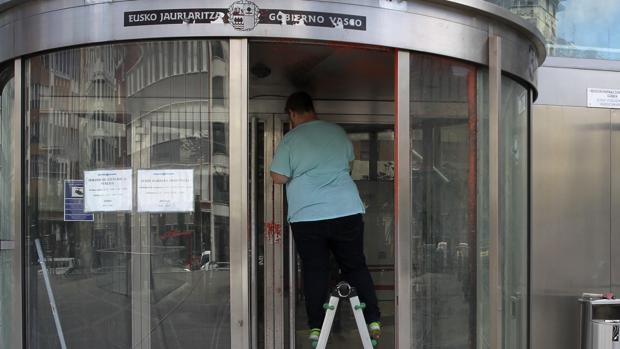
285, 92, 315, 114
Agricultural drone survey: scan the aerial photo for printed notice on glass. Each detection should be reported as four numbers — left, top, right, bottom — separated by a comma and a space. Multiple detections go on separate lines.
84, 169, 133, 212
587, 88, 620, 109
64, 180, 94, 222
137, 169, 194, 212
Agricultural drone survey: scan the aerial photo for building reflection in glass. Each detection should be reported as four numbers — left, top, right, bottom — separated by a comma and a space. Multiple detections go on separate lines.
487, 0, 620, 61
25, 40, 232, 349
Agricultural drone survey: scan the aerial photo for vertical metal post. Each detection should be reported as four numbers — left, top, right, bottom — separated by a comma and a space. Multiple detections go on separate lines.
273, 118, 285, 349
251, 116, 258, 349
263, 115, 285, 349
208, 42, 217, 263
263, 116, 275, 349
289, 227, 296, 349
229, 38, 250, 349
467, 68, 478, 349
396, 50, 412, 349
12, 58, 24, 349
527, 89, 533, 349
132, 121, 151, 349
489, 33, 503, 349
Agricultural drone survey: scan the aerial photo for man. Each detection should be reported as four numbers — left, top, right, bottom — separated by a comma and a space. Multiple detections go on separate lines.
270, 92, 381, 342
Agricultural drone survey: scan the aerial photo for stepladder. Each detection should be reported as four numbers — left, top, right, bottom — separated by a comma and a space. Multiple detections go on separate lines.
313, 281, 378, 349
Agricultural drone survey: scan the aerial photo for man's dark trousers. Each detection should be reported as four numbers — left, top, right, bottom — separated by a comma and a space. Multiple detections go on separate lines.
290, 213, 381, 329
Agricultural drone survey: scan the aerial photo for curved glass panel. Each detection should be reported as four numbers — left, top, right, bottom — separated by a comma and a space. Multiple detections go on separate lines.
472, 70, 530, 349
25, 40, 231, 349
410, 54, 529, 349
501, 77, 528, 349
410, 54, 479, 348
0, 68, 15, 349
486, 0, 620, 61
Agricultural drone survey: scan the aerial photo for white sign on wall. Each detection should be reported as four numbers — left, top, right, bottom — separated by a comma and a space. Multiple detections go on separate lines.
84, 169, 133, 212
137, 169, 194, 212
587, 88, 620, 109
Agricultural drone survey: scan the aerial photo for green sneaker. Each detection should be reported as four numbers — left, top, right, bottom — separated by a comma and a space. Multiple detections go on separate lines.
309, 328, 321, 342
369, 321, 381, 340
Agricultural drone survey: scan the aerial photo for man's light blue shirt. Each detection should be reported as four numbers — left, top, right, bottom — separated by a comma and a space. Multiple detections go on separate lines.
270, 120, 365, 223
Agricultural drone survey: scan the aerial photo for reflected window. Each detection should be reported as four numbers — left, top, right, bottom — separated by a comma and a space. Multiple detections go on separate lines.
213, 122, 227, 155
212, 76, 226, 107
212, 41, 225, 60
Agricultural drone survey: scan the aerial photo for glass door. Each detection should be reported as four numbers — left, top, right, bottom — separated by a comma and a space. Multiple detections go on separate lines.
409, 53, 479, 349
251, 115, 396, 349
24, 40, 234, 349
289, 121, 396, 349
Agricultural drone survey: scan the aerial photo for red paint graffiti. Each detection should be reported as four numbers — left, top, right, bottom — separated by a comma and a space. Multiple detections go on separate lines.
274, 224, 282, 244
264, 222, 283, 244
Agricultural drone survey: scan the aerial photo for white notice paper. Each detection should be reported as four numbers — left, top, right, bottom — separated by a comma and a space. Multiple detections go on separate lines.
84, 169, 133, 212
138, 169, 194, 212
587, 88, 620, 109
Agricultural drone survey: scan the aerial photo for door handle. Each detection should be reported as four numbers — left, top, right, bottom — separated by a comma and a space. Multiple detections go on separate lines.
0, 240, 15, 250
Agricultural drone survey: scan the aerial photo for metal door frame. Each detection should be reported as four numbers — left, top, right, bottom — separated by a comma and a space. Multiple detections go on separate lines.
249, 114, 289, 349
0, 59, 23, 349
12, 58, 24, 349
258, 114, 286, 349
230, 38, 251, 349
395, 50, 411, 349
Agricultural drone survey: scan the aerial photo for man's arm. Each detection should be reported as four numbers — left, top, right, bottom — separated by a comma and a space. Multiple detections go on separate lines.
271, 140, 291, 184
271, 171, 289, 184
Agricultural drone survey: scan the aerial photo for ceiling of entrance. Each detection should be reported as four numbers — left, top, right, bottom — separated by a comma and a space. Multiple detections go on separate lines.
249, 41, 395, 104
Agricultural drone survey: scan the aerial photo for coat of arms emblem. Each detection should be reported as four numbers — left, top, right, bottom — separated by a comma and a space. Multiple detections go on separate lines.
228, 0, 260, 31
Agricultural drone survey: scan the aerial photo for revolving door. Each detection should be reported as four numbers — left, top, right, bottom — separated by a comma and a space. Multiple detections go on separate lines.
20, 38, 530, 349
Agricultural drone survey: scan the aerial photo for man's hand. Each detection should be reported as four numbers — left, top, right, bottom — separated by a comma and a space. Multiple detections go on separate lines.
271, 171, 289, 184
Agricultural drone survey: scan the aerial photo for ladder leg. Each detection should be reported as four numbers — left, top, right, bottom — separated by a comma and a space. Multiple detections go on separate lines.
315, 296, 340, 349
349, 296, 376, 349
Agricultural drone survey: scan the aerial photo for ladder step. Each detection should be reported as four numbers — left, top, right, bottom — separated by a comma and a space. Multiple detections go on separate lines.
316, 282, 375, 349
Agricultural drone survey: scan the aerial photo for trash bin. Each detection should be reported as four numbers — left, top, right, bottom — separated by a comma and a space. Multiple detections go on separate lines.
580, 294, 620, 349
592, 320, 620, 349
